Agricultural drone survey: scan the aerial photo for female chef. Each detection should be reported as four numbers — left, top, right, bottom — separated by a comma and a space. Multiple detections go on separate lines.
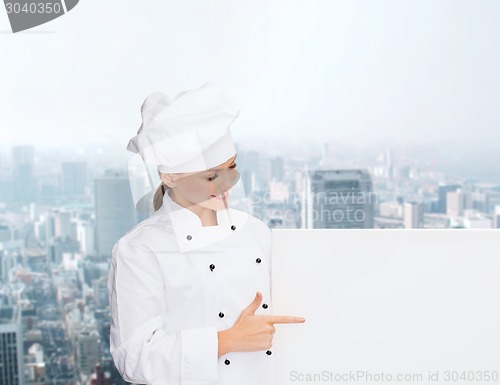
107, 82, 305, 385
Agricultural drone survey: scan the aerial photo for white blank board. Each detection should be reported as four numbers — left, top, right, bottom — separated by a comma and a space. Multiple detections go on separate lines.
271, 229, 500, 385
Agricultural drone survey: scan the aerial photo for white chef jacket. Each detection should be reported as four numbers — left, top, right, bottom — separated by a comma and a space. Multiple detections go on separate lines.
107, 189, 275, 385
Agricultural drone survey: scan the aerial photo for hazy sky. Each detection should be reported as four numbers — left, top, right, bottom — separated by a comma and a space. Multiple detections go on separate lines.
1, 0, 499, 153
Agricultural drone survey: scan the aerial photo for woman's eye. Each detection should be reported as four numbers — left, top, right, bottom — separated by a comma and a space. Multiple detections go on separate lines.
207, 164, 236, 181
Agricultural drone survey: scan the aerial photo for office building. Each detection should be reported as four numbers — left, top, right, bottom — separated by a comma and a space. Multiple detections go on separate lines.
94, 170, 136, 260
300, 169, 375, 229
0, 305, 25, 385
404, 201, 423, 228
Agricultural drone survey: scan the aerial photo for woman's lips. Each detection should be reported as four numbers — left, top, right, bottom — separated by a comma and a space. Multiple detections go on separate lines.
210, 191, 229, 200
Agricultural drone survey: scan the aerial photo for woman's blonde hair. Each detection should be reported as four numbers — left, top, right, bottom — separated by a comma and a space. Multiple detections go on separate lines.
153, 181, 168, 211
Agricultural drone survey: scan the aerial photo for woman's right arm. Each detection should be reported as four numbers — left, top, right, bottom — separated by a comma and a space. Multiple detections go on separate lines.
107, 240, 219, 385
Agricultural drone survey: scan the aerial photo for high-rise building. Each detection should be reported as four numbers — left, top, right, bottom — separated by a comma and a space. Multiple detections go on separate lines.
470, 192, 489, 213
270, 157, 284, 182
385, 148, 393, 180
446, 189, 467, 217
76, 326, 100, 383
11, 145, 35, 206
0, 225, 12, 242
239, 151, 261, 191
95, 170, 136, 260
493, 205, 500, 228
0, 305, 25, 385
53, 210, 72, 239
438, 184, 461, 214
300, 169, 375, 229
240, 169, 255, 195
77, 221, 96, 257
404, 201, 423, 228
0, 243, 21, 284
93, 277, 109, 309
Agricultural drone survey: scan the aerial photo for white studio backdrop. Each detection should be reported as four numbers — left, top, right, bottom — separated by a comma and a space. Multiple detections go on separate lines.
271, 229, 500, 385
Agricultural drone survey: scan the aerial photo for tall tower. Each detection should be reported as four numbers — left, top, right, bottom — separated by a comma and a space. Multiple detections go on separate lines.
0, 304, 25, 385
404, 201, 423, 228
11, 145, 35, 206
301, 169, 375, 229
94, 170, 136, 260
438, 184, 461, 214
385, 148, 393, 180
494, 205, 500, 228
270, 157, 284, 182
446, 189, 467, 217
76, 326, 100, 384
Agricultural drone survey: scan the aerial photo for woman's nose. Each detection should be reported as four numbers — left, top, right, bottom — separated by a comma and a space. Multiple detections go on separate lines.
214, 170, 240, 194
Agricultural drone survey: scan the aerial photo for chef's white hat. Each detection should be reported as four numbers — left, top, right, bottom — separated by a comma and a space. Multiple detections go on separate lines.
126, 81, 239, 173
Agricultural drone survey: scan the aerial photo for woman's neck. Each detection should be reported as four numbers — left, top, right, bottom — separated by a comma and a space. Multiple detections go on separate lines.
168, 189, 218, 227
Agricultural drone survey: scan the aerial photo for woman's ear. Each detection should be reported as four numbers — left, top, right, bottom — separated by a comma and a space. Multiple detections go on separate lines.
160, 172, 177, 188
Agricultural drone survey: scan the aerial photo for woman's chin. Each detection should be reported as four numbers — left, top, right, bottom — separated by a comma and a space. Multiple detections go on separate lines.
198, 197, 229, 210
209, 199, 229, 210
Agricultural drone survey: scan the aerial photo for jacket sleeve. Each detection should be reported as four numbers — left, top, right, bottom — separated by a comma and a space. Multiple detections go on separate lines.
107, 239, 219, 385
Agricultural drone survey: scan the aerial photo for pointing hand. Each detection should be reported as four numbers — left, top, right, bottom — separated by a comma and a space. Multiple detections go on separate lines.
218, 291, 305, 356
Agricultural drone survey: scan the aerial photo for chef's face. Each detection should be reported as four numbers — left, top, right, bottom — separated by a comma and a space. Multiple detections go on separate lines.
161, 154, 240, 211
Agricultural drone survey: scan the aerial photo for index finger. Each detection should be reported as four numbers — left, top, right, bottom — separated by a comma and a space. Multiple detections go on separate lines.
262, 315, 305, 324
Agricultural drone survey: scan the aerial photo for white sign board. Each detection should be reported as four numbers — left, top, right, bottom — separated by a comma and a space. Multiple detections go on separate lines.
271, 229, 500, 385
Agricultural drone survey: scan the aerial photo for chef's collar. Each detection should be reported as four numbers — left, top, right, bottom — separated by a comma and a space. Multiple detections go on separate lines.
161, 188, 248, 253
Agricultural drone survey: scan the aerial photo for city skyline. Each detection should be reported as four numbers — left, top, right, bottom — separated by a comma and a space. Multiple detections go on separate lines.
2, 136, 499, 185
